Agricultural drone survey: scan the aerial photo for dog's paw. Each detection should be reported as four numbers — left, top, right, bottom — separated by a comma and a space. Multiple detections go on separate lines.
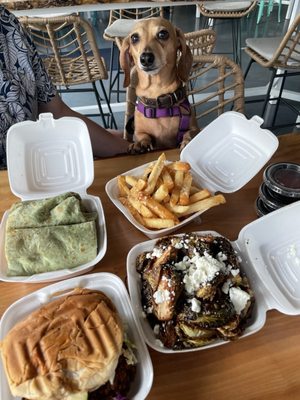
179, 138, 190, 151
127, 140, 153, 154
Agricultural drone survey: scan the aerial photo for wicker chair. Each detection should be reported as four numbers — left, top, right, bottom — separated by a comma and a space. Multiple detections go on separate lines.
103, 7, 164, 103
243, 13, 300, 129
197, 1, 257, 65
19, 14, 117, 129
124, 53, 244, 140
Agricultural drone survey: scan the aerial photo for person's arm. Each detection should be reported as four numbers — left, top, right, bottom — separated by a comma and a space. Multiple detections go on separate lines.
38, 94, 129, 158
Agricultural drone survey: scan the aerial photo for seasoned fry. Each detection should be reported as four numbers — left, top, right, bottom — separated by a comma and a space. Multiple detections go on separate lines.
180, 194, 226, 217
162, 168, 174, 191
124, 175, 138, 188
130, 178, 147, 197
138, 193, 179, 222
189, 189, 211, 204
117, 176, 130, 196
167, 161, 191, 172
169, 186, 180, 208
179, 172, 193, 205
144, 153, 166, 195
128, 195, 154, 218
116, 153, 226, 230
119, 197, 145, 225
153, 183, 169, 202
143, 218, 176, 229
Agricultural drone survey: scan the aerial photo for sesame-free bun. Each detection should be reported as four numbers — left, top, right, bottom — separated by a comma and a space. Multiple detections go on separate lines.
0, 288, 123, 400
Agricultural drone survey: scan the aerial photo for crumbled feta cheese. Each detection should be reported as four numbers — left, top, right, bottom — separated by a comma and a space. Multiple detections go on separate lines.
152, 247, 163, 258
222, 279, 231, 294
153, 289, 170, 304
217, 252, 227, 261
173, 240, 184, 249
175, 252, 225, 294
153, 324, 160, 335
229, 287, 250, 315
188, 298, 201, 313
231, 268, 240, 277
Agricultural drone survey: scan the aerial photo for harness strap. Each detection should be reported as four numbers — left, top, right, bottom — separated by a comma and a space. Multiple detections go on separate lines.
136, 98, 191, 146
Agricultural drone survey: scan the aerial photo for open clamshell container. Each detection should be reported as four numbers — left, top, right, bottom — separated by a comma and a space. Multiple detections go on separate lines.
126, 201, 300, 354
106, 112, 279, 239
0, 272, 154, 400
0, 113, 107, 283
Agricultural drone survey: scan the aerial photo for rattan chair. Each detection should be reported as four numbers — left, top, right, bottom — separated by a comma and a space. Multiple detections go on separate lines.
124, 53, 244, 140
244, 13, 300, 129
197, 1, 257, 65
103, 7, 164, 103
19, 14, 117, 129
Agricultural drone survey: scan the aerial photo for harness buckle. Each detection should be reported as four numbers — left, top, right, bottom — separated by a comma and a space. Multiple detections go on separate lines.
157, 93, 173, 108
143, 106, 156, 118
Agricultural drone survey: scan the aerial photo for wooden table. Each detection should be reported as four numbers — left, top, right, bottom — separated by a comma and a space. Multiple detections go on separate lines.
1, 133, 300, 400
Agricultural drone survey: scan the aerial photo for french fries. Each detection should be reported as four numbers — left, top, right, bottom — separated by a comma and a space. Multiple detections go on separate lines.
117, 153, 226, 230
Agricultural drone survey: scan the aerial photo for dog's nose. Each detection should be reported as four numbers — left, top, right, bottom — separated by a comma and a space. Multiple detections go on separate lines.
140, 52, 155, 67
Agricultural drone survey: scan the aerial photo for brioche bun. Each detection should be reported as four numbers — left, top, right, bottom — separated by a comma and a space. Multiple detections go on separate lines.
0, 288, 123, 400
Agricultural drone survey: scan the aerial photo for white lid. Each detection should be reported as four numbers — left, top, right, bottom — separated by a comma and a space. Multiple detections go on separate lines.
181, 112, 279, 193
0, 272, 153, 400
6, 113, 94, 200
2, 113, 107, 283
235, 201, 300, 315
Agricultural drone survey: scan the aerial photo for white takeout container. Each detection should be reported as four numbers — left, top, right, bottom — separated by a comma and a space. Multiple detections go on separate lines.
127, 201, 300, 354
0, 113, 107, 283
0, 272, 154, 400
106, 112, 279, 239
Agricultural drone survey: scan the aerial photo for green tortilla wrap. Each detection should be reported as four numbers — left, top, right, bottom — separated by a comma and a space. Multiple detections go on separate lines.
7, 192, 97, 229
5, 222, 97, 276
5, 192, 98, 276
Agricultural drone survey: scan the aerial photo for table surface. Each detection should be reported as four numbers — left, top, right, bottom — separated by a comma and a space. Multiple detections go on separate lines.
1, 133, 300, 400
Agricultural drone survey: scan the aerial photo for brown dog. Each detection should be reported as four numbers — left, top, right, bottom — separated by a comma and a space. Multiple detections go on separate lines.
120, 17, 199, 154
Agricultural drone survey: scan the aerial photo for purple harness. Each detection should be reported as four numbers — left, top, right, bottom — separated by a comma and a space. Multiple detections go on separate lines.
136, 89, 191, 146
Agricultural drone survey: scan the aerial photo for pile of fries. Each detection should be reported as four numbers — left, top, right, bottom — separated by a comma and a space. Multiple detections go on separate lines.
117, 153, 226, 230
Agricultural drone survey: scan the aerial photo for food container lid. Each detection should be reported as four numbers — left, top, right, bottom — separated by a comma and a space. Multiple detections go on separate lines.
255, 196, 272, 217
1, 113, 107, 283
0, 273, 153, 400
263, 162, 300, 199
259, 182, 287, 210
236, 200, 300, 315
6, 113, 94, 200
181, 112, 279, 194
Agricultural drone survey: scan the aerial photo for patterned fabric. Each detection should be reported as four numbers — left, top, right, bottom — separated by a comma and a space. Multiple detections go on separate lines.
0, 6, 56, 169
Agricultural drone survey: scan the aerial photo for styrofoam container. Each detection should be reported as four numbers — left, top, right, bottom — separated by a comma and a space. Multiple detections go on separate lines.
0, 272, 153, 400
0, 113, 107, 283
106, 112, 279, 239
126, 201, 300, 353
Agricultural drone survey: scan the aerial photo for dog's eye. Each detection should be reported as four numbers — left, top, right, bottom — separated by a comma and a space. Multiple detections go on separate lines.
157, 30, 169, 40
131, 33, 140, 44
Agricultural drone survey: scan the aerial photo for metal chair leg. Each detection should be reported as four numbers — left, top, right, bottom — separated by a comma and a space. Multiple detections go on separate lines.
99, 80, 118, 129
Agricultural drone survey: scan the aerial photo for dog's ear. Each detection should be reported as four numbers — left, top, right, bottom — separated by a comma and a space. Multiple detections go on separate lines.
176, 28, 193, 82
120, 36, 133, 88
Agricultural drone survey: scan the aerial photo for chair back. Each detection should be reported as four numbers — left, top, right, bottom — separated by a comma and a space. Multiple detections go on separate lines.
246, 13, 300, 69
188, 54, 244, 126
185, 29, 216, 56
197, 0, 257, 19
103, 7, 164, 45
19, 14, 108, 87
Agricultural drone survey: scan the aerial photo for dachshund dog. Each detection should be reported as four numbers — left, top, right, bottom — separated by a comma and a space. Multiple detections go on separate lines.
120, 17, 199, 154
